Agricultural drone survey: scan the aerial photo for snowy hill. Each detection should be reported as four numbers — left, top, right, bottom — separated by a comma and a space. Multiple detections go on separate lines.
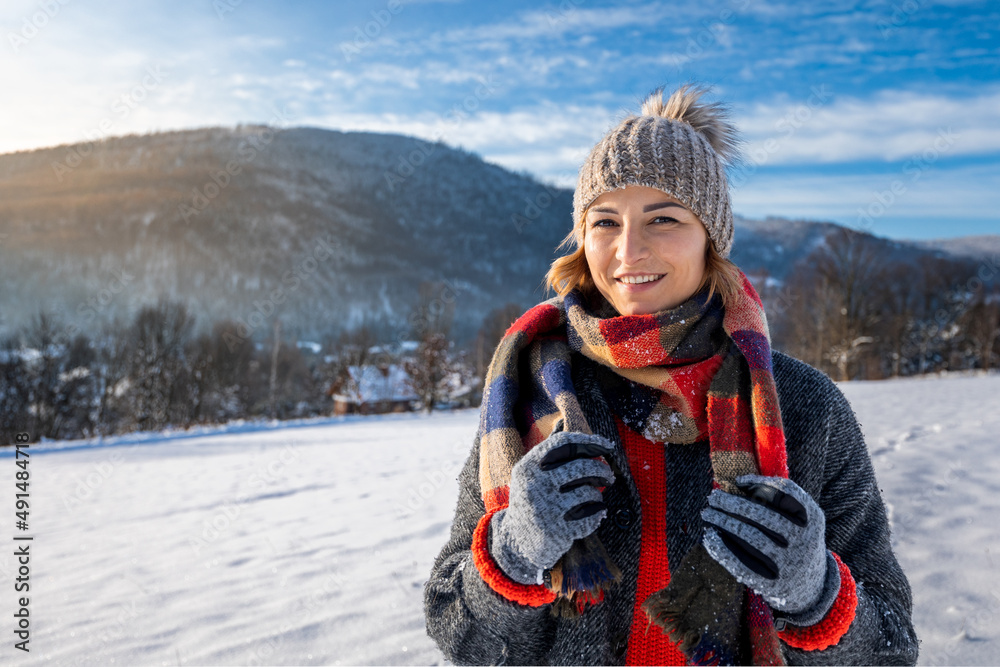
911, 235, 1000, 262
0, 126, 991, 344
727, 215, 982, 284
2, 372, 998, 665
0, 127, 573, 343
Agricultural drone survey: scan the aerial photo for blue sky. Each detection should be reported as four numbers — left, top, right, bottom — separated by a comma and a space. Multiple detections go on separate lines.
2, 0, 998, 240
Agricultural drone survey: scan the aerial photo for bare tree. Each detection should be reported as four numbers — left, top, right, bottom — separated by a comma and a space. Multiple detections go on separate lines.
13, 311, 101, 440
404, 331, 456, 413
266, 339, 317, 419
961, 289, 1000, 371
871, 263, 920, 377
0, 335, 30, 445
116, 298, 195, 432
188, 319, 260, 424
409, 281, 456, 342
781, 229, 886, 380
336, 322, 379, 369
814, 228, 885, 379
21, 311, 62, 438
398, 283, 463, 412
268, 319, 282, 418
780, 268, 840, 374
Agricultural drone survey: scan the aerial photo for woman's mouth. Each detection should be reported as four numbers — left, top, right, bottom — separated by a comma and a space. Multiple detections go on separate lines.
614, 274, 666, 294
615, 273, 667, 294
615, 274, 665, 286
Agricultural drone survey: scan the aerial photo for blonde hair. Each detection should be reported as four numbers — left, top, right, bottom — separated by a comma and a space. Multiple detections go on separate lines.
544, 203, 743, 311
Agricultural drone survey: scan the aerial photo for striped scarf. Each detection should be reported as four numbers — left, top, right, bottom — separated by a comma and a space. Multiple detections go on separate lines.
477, 269, 788, 665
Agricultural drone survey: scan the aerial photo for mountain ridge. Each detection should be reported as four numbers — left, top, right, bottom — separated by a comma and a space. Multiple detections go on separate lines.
1, 125, 994, 343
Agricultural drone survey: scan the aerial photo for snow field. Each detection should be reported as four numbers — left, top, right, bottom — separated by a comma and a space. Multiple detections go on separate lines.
841, 374, 1000, 666
1, 373, 997, 665
4, 411, 476, 666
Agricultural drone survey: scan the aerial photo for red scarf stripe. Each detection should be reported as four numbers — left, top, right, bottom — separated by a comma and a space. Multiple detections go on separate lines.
755, 424, 789, 478
616, 416, 690, 666
668, 354, 726, 426
706, 394, 754, 450
505, 302, 562, 339
483, 485, 509, 514
749, 369, 781, 410
742, 273, 764, 307
599, 311, 659, 344
599, 314, 669, 367
749, 377, 789, 477
607, 326, 667, 367
666, 354, 725, 396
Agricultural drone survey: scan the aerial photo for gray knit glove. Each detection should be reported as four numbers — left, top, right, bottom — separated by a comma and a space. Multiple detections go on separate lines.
489, 430, 616, 586
701, 474, 841, 626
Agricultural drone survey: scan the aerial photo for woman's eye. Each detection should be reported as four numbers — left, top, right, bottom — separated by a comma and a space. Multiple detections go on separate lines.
591, 218, 617, 228
652, 216, 679, 225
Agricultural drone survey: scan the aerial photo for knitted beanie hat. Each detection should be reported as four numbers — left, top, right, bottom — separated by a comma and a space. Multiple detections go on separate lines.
573, 84, 742, 259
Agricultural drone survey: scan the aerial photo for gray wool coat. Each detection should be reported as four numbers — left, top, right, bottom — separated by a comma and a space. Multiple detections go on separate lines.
423, 350, 919, 665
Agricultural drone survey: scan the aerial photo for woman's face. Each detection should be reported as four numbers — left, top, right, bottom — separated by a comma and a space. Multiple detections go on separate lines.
583, 185, 709, 316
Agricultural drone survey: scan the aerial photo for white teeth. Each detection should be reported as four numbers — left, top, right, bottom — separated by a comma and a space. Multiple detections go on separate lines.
618, 274, 664, 284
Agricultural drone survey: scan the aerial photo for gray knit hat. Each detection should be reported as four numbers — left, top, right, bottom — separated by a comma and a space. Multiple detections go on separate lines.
573, 84, 742, 259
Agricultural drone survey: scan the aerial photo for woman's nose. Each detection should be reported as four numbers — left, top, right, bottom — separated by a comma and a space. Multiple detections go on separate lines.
615, 222, 649, 264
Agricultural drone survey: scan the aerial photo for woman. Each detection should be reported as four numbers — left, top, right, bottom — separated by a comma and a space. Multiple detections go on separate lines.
423, 84, 918, 666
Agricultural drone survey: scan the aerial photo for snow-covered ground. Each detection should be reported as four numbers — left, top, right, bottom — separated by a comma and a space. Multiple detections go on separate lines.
2, 373, 998, 666
837, 373, 1000, 666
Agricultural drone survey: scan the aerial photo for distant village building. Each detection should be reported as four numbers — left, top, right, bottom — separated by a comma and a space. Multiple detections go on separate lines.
327, 364, 418, 415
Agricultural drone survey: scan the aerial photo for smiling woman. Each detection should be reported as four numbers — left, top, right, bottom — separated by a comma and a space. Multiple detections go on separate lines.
424, 84, 918, 666
583, 187, 710, 316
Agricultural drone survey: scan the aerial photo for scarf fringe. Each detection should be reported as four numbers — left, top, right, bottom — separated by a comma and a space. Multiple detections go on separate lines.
641, 543, 746, 665
545, 533, 622, 618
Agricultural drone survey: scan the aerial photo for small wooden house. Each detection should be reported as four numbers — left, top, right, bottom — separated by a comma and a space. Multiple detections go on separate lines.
329, 364, 418, 415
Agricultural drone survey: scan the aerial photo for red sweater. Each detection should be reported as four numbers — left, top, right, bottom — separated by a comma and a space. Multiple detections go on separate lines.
615, 416, 690, 665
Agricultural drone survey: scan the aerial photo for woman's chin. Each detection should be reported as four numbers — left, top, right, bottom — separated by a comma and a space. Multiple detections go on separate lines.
613, 286, 706, 315
612, 297, 675, 317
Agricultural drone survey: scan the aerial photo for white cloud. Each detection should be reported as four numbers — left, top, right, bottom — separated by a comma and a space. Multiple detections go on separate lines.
736, 87, 1000, 165
292, 85, 1000, 192
426, 2, 675, 45
296, 101, 613, 176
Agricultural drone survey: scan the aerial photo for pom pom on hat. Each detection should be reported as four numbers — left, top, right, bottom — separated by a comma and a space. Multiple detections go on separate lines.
640, 84, 742, 168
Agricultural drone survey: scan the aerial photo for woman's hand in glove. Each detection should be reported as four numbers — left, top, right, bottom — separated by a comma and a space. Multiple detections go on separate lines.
700, 474, 841, 625
489, 430, 616, 586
